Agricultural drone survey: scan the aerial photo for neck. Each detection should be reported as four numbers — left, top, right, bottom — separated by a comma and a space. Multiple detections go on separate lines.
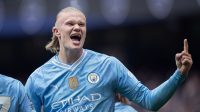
58, 49, 83, 65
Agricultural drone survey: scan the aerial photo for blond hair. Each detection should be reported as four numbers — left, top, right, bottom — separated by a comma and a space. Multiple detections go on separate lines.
45, 7, 85, 53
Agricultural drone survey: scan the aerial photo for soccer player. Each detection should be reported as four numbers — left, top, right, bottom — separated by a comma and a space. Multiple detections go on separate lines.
25, 7, 193, 112
0, 74, 34, 112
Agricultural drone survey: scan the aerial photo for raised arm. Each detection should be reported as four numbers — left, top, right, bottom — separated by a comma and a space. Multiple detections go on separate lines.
176, 39, 193, 75
141, 39, 193, 110
116, 39, 193, 111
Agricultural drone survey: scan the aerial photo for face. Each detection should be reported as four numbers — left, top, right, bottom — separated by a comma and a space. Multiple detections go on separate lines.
53, 11, 86, 52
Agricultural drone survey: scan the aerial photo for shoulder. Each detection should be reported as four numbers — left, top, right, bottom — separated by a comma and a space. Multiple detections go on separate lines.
0, 74, 22, 87
29, 56, 56, 79
0, 74, 24, 94
26, 56, 57, 91
85, 49, 119, 63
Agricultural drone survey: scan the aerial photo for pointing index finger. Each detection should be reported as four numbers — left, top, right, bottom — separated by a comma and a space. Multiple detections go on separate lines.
184, 39, 189, 53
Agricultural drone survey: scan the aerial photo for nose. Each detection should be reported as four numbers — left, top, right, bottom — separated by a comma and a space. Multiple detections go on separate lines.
73, 24, 80, 32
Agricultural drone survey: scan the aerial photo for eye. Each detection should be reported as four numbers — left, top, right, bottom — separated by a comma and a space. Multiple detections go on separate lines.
66, 22, 74, 26
79, 22, 85, 27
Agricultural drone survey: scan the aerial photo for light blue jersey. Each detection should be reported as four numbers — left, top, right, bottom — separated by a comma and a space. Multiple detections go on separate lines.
0, 74, 34, 112
25, 49, 186, 112
115, 102, 137, 112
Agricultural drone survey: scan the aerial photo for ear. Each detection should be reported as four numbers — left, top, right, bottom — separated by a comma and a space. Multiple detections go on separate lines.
52, 27, 60, 38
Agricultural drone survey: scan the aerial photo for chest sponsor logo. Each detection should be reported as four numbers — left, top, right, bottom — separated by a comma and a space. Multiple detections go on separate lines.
68, 76, 79, 90
87, 73, 100, 84
0, 96, 10, 112
51, 93, 102, 111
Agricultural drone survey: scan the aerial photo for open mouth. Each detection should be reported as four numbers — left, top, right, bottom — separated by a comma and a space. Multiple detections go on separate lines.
70, 34, 81, 41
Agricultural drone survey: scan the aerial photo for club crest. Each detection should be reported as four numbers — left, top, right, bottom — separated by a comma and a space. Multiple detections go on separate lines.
87, 73, 100, 84
68, 76, 79, 90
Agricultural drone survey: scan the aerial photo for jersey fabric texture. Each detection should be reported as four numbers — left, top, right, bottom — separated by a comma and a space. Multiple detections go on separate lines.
115, 102, 137, 112
0, 74, 34, 112
25, 49, 186, 112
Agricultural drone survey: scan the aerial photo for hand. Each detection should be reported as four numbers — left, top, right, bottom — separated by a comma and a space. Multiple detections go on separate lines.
175, 39, 193, 75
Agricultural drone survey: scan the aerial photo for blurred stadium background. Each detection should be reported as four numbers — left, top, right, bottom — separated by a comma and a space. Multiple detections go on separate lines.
0, 0, 199, 111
